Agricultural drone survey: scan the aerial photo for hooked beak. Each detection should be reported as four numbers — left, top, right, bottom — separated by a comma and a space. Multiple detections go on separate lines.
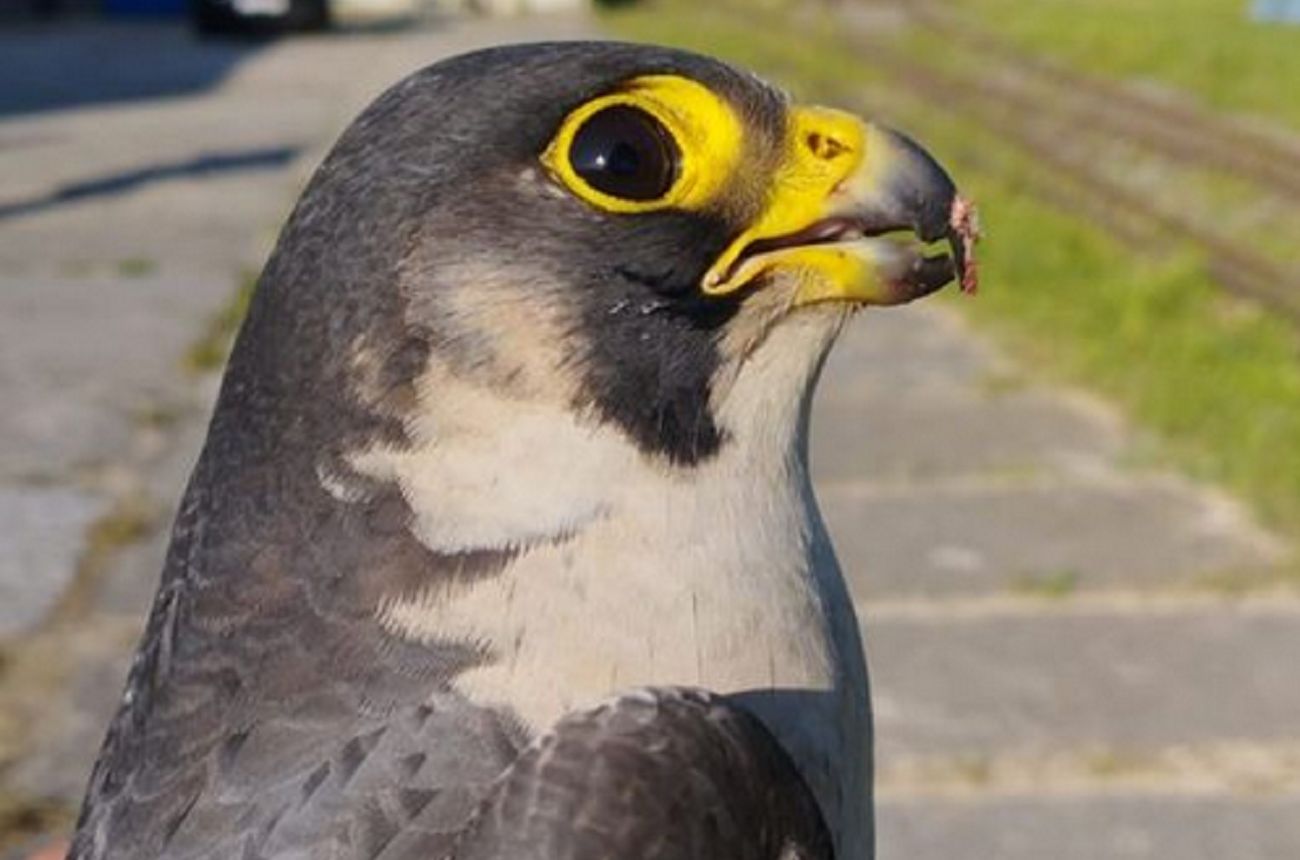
701, 108, 978, 305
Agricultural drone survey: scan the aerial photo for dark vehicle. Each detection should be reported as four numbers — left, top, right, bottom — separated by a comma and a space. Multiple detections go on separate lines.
193, 0, 327, 34
192, 0, 416, 35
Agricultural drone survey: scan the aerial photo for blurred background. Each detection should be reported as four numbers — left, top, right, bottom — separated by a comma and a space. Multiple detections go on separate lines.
1, 0, 1298, 858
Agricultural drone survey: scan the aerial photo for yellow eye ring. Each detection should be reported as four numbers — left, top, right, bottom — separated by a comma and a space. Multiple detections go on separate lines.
540, 74, 745, 215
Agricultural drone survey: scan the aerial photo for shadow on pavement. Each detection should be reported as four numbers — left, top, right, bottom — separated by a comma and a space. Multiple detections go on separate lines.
0, 21, 267, 117
0, 144, 302, 221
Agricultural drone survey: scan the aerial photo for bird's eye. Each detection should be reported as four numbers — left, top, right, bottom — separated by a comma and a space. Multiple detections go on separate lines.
568, 106, 680, 202
542, 75, 742, 213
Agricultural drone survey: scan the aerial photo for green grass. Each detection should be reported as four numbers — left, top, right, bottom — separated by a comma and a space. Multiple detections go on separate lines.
1011, 568, 1081, 599
892, 14, 1300, 272
183, 269, 257, 374
943, 0, 1300, 131
116, 256, 157, 278
603, 1, 1300, 536
1197, 561, 1300, 594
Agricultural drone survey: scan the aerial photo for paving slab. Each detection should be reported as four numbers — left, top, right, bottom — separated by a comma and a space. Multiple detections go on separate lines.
88, 376, 216, 620
823, 477, 1279, 598
877, 794, 1300, 860
864, 603, 1300, 765
813, 371, 1124, 483
0, 275, 232, 481
820, 304, 997, 396
811, 304, 1282, 598
0, 487, 104, 639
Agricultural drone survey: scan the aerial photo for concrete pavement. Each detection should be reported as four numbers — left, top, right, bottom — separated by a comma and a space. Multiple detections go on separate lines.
1, 12, 1296, 859
813, 308, 1297, 859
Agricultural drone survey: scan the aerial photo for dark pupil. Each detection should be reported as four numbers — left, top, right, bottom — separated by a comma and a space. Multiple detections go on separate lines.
569, 105, 678, 202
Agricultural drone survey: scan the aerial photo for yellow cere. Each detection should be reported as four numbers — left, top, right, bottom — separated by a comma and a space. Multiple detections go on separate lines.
723, 244, 882, 307
540, 74, 745, 214
701, 106, 870, 296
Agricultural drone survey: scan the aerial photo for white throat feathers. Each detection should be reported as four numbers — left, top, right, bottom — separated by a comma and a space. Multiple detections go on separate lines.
342, 304, 870, 857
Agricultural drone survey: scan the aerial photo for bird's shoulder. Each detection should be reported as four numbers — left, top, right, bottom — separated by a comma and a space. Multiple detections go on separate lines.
446, 687, 832, 860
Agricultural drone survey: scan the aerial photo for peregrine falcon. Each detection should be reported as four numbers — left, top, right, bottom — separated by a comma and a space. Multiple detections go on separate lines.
69, 42, 973, 860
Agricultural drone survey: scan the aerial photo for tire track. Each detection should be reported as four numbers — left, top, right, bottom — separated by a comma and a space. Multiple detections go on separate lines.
905, 0, 1300, 199
823, 1, 1300, 320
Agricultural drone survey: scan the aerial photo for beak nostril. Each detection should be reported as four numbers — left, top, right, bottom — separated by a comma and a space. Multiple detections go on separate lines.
805, 131, 850, 161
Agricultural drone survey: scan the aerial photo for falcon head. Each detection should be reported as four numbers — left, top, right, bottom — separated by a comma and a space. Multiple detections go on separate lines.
236, 41, 971, 472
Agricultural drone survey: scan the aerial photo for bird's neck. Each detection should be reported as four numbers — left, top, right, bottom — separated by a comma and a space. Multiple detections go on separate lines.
343, 310, 870, 853
346, 310, 850, 702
